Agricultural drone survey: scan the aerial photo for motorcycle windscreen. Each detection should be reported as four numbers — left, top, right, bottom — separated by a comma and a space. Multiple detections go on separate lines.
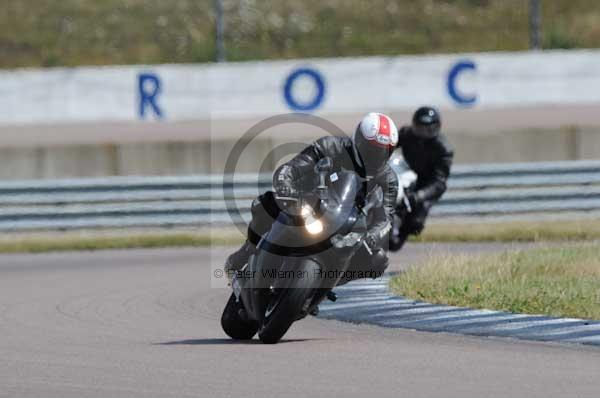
259, 170, 363, 256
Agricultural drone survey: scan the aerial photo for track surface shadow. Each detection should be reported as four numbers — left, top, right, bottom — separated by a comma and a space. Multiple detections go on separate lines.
157, 338, 321, 345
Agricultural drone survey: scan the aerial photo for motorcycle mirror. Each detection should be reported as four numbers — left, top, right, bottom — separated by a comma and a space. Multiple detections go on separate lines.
315, 157, 332, 197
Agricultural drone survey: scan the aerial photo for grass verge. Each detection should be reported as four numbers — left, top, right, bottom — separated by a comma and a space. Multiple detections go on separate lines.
1, 219, 600, 253
0, 230, 245, 254
416, 219, 600, 243
2, 0, 596, 68
390, 244, 600, 320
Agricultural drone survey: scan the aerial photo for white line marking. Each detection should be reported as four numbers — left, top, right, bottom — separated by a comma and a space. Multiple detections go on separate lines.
482, 318, 583, 332
335, 293, 393, 301
319, 298, 412, 311
524, 323, 600, 337
389, 312, 514, 328
386, 309, 499, 324
363, 305, 460, 320
563, 335, 600, 344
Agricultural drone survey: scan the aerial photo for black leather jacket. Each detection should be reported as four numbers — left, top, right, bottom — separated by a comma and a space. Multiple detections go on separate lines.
396, 127, 454, 205
273, 136, 399, 246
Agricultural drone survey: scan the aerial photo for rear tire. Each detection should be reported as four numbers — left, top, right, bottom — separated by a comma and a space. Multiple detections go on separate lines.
221, 293, 259, 340
258, 261, 320, 344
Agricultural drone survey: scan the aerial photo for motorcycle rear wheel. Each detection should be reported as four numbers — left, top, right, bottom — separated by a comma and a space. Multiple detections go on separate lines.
221, 293, 259, 340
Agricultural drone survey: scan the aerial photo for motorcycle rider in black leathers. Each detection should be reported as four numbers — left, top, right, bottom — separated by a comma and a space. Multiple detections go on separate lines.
390, 106, 454, 250
225, 113, 400, 284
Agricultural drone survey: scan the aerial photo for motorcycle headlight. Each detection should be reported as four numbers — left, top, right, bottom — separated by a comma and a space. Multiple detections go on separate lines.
302, 205, 323, 235
305, 219, 323, 235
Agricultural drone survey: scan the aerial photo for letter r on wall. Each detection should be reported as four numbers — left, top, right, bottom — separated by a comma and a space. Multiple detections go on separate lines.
138, 73, 163, 119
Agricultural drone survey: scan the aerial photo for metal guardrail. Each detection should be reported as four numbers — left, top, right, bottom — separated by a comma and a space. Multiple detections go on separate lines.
1, 160, 600, 231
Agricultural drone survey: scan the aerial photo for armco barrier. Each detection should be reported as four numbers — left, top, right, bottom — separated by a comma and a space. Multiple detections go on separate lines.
1, 160, 600, 231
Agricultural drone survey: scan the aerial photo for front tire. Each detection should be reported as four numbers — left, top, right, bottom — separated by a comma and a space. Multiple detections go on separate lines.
221, 293, 259, 340
258, 260, 320, 344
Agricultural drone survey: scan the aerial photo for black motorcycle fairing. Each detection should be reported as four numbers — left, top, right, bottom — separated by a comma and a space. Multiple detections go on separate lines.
234, 168, 379, 333
259, 170, 365, 256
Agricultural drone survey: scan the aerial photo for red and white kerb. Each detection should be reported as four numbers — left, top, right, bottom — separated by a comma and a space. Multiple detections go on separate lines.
358, 113, 399, 148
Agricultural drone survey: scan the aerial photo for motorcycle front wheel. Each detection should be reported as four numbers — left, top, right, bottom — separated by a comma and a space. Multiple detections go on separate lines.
258, 260, 321, 344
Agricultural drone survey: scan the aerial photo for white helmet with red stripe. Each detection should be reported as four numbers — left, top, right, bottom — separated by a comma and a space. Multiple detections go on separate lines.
353, 112, 398, 174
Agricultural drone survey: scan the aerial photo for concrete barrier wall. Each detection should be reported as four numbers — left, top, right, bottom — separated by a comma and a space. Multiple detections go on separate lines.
2, 49, 600, 127
2, 127, 599, 180
2, 50, 600, 178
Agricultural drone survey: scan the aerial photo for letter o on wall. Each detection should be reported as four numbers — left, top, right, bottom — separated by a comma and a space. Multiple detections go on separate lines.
447, 60, 477, 107
283, 67, 326, 112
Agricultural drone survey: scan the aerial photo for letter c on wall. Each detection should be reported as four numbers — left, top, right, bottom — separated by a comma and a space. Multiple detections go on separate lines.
447, 60, 477, 106
283, 67, 326, 112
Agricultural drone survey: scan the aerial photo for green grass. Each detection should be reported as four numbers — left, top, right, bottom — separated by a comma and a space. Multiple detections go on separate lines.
0, 231, 244, 253
1, 219, 600, 254
1, 0, 599, 68
416, 219, 600, 243
390, 244, 600, 320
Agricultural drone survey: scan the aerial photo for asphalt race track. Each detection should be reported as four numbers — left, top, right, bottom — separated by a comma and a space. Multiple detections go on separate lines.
0, 243, 599, 398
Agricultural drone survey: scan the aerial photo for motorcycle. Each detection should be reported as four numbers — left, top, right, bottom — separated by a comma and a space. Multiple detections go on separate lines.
221, 157, 382, 344
388, 152, 418, 252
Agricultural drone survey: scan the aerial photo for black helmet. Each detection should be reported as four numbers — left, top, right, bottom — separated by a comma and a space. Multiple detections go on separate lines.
412, 106, 441, 139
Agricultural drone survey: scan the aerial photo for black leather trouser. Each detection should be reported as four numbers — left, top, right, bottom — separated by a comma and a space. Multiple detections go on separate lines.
390, 201, 432, 251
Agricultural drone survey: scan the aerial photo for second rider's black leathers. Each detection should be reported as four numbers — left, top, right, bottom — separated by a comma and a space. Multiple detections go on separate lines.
395, 126, 454, 234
